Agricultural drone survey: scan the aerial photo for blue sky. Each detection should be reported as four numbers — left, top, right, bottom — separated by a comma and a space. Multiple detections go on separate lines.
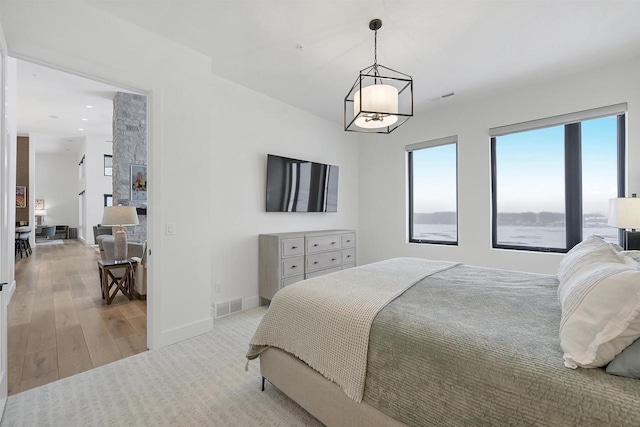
412, 143, 457, 213
413, 116, 618, 215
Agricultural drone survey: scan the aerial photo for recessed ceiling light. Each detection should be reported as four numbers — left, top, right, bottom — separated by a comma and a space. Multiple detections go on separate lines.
78, 128, 84, 131
48, 115, 59, 119
85, 105, 93, 109
81, 118, 88, 121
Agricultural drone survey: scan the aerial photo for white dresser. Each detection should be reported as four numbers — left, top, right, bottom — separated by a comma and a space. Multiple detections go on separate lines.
258, 229, 357, 305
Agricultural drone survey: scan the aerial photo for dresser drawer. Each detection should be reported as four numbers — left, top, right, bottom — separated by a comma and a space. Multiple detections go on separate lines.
341, 233, 356, 248
342, 248, 356, 264
307, 235, 341, 253
306, 251, 342, 272
281, 274, 304, 288
342, 263, 356, 270
306, 266, 342, 279
282, 256, 304, 277
282, 238, 304, 257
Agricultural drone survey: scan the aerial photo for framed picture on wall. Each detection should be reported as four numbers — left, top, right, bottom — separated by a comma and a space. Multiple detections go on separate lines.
35, 199, 45, 210
16, 186, 26, 208
131, 164, 147, 201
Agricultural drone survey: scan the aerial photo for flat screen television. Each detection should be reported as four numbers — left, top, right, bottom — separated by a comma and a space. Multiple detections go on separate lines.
266, 154, 339, 212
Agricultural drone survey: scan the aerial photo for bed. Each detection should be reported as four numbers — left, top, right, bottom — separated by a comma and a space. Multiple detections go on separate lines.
247, 254, 640, 426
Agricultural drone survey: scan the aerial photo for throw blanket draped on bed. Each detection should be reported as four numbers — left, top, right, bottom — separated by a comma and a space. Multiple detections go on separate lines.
247, 258, 459, 401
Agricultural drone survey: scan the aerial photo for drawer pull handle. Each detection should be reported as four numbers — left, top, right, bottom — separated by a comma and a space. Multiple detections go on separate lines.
331, 242, 336, 245
331, 258, 336, 261
292, 265, 297, 268
314, 261, 319, 264
347, 255, 351, 258
291, 246, 298, 249
346, 240, 351, 243
313, 244, 319, 247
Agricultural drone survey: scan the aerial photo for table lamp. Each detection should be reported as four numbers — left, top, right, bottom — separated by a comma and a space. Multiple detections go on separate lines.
608, 194, 640, 250
34, 209, 47, 225
101, 205, 139, 261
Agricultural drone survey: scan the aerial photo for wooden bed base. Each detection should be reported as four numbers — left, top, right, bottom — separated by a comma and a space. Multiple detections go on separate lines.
260, 348, 407, 427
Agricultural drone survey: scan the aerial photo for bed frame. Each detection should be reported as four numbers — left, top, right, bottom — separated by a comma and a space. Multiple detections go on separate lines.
260, 348, 407, 427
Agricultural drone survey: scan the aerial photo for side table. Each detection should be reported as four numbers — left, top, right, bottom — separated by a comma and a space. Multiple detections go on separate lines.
98, 259, 138, 305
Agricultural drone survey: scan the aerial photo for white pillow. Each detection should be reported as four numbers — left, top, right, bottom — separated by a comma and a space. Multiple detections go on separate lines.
558, 237, 640, 368
556, 235, 621, 283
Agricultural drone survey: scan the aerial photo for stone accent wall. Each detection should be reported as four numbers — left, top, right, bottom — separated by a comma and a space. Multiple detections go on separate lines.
112, 92, 147, 242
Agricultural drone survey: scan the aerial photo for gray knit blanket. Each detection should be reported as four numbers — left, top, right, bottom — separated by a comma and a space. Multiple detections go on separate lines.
364, 265, 640, 426
247, 258, 459, 401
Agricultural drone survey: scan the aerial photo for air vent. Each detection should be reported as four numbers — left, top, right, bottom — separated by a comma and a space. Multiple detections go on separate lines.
215, 302, 230, 318
230, 298, 242, 314
429, 92, 455, 102
214, 298, 244, 318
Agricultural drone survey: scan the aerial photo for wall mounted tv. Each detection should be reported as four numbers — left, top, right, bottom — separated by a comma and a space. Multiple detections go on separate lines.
266, 154, 339, 212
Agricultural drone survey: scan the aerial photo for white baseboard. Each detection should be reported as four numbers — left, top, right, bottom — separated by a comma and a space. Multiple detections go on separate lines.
156, 317, 213, 348
243, 295, 259, 309
0, 371, 6, 420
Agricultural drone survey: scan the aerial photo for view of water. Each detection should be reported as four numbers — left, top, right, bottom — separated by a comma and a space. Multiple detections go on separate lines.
412, 223, 618, 248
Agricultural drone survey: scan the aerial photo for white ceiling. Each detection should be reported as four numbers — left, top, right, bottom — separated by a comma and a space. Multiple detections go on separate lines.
17, 1, 640, 151
17, 60, 135, 153
88, 0, 640, 124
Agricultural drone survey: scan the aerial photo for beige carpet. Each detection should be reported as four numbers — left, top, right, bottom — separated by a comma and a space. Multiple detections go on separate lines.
1, 307, 322, 426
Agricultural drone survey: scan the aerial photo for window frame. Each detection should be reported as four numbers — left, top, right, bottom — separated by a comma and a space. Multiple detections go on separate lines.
104, 154, 113, 176
407, 137, 459, 245
104, 194, 113, 207
491, 112, 625, 253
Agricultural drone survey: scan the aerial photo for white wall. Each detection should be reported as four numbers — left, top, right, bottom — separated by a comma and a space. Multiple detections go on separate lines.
80, 138, 112, 244
77, 139, 86, 241
358, 58, 640, 274
27, 134, 35, 245
34, 150, 79, 229
209, 76, 359, 307
0, 2, 214, 348
0, 2, 359, 348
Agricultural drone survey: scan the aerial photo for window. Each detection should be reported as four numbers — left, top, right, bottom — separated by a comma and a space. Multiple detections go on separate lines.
104, 155, 113, 176
104, 194, 113, 207
408, 137, 458, 244
491, 107, 625, 252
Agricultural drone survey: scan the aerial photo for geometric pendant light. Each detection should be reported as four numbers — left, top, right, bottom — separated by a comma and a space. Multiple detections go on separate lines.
344, 19, 413, 134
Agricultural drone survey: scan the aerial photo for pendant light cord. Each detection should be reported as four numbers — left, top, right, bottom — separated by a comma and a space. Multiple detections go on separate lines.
373, 29, 380, 83
374, 29, 377, 65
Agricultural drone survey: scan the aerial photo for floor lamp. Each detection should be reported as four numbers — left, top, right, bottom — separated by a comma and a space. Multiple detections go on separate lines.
609, 195, 640, 250
101, 206, 139, 261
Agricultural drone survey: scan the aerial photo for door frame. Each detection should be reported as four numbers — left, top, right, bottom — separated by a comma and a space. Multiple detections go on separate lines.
3, 54, 157, 351
0, 21, 15, 416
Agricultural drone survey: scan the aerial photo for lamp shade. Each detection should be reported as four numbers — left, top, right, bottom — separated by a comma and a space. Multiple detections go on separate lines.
101, 206, 139, 227
34, 209, 47, 216
608, 198, 640, 229
353, 84, 399, 129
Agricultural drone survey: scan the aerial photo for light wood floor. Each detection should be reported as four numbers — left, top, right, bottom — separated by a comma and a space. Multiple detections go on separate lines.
8, 239, 147, 395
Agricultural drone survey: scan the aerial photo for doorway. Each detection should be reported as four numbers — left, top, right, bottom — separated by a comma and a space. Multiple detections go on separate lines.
8, 60, 149, 394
